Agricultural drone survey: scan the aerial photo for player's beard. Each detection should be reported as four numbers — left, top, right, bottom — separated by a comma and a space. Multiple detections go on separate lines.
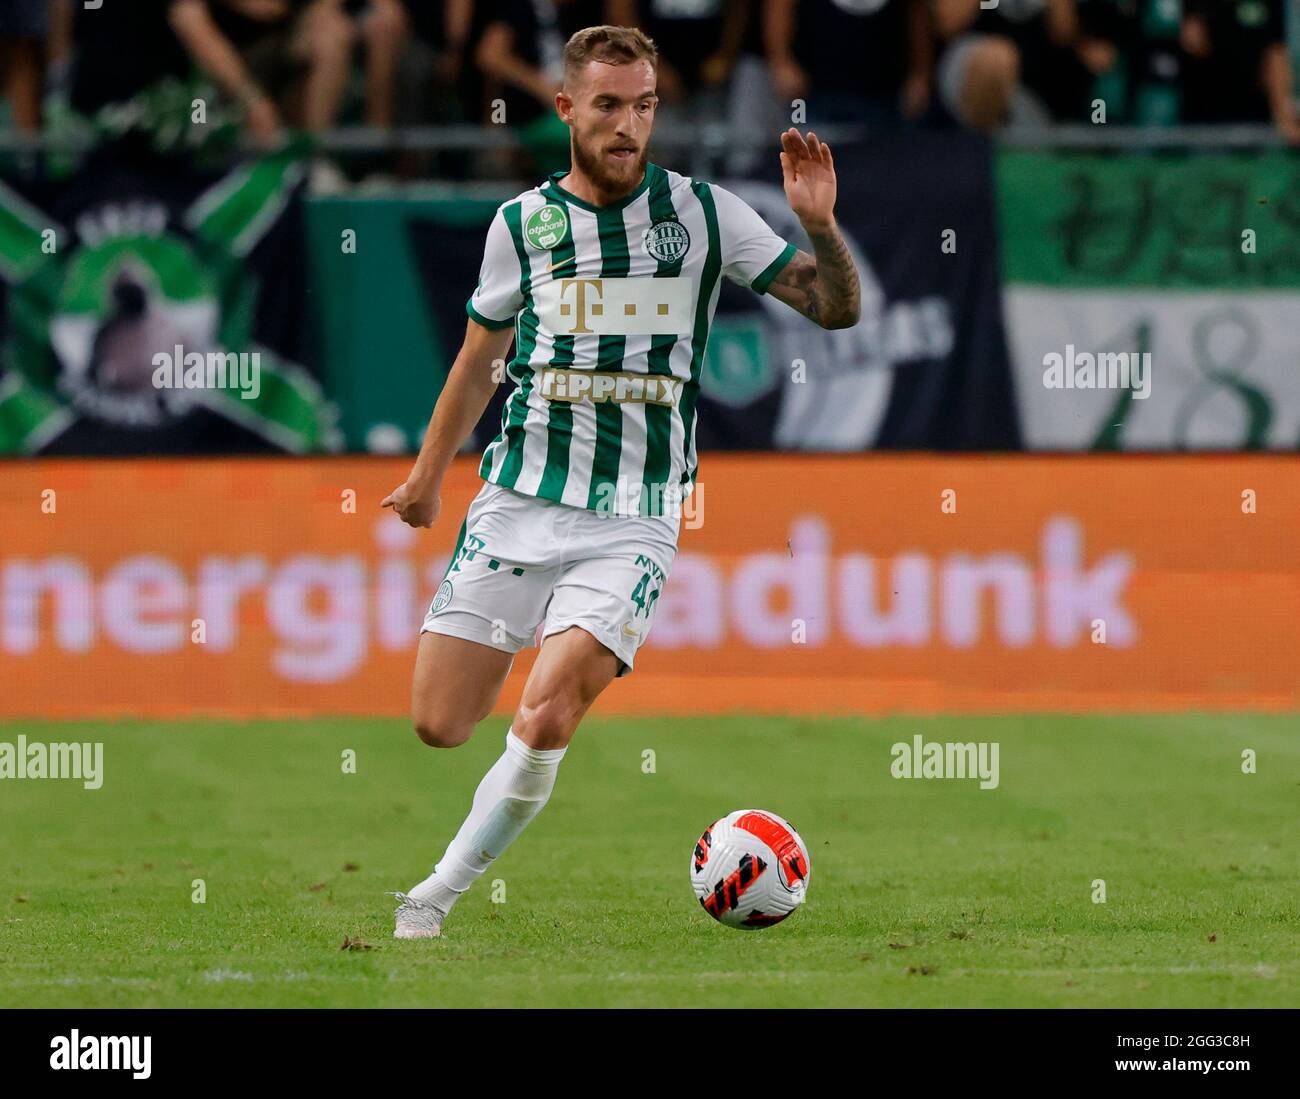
572, 131, 648, 199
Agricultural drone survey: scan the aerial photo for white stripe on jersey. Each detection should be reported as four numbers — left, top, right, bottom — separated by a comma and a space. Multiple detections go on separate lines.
554, 203, 605, 508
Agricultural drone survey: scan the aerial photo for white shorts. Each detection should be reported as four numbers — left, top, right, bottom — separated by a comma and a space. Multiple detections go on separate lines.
421, 481, 680, 675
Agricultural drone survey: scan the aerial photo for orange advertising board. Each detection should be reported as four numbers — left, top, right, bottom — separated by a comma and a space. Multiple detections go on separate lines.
0, 455, 1296, 716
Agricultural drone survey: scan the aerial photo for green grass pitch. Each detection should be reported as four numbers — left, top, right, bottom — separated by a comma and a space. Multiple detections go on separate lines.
1, 714, 1295, 1008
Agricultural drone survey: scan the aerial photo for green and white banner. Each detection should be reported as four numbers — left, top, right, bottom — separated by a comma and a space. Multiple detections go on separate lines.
0, 146, 337, 454
998, 151, 1300, 450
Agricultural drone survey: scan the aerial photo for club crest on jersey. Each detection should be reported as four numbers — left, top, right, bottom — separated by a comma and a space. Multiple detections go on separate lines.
643, 218, 690, 263
524, 204, 569, 251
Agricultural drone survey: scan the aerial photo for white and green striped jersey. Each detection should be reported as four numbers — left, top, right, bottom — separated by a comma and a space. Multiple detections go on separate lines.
466, 163, 796, 517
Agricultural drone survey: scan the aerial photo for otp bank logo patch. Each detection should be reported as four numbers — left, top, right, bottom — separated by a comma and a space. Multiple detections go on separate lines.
524, 204, 569, 250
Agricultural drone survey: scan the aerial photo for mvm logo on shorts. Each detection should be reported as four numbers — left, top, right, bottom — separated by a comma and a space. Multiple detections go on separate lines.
539, 369, 681, 406
535, 276, 692, 336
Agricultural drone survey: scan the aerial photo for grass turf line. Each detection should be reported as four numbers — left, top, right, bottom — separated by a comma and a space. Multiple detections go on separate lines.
0, 714, 1296, 1008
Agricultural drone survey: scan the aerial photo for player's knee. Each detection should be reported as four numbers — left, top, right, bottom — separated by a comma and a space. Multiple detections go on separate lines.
513, 693, 581, 751
413, 715, 474, 749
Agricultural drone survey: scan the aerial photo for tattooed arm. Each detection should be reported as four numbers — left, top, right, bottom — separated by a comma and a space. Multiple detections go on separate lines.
766, 229, 861, 331
769, 128, 861, 330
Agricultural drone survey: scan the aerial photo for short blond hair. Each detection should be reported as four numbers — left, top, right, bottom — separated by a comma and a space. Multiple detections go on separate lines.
563, 25, 658, 85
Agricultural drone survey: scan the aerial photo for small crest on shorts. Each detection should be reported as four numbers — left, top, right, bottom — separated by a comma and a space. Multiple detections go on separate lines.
432, 579, 454, 614
644, 217, 690, 264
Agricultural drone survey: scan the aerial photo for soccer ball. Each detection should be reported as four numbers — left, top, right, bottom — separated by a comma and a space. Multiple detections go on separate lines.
690, 809, 811, 929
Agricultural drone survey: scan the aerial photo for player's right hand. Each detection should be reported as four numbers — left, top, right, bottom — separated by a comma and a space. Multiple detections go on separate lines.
381, 481, 440, 529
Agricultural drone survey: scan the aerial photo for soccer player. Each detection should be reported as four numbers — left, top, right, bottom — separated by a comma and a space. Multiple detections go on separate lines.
381, 24, 860, 939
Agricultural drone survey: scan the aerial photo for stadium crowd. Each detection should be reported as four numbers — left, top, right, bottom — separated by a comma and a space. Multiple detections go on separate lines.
0, 1, 1296, 173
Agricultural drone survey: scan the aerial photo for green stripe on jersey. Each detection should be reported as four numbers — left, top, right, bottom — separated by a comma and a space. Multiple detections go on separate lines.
466, 300, 514, 330
441, 518, 468, 581
641, 164, 684, 506
682, 180, 722, 487
488, 201, 537, 488
535, 195, 577, 501
752, 242, 797, 295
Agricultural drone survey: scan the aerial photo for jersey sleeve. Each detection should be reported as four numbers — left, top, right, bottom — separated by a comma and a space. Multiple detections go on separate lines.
711, 184, 798, 295
466, 205, 524, 330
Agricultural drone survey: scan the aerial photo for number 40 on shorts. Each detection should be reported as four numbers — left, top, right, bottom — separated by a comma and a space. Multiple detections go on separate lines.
629, 555, 665, 618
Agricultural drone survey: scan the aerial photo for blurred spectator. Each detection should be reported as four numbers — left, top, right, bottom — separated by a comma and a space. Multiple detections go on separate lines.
764, 0, 934, 128
381, 1, 473, 179
347, 0, 409, 129
724, 2, 786, 173
402, 0, 473, 118
68, 0, 189, 117
608, 0, 747, 114
560, 1, 612, 37
933, 0, 1113, 130
1073, 0, 1181, 126
6, 0, 1296, 183
471, 0, 570, 173
1182, 0, 1299, 142
167, 0, 406, 147
0, 0, 50, 131
472, 0, 565, 126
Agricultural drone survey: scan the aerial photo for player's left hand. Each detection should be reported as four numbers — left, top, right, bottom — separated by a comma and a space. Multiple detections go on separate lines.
381, 480, 440, 529
779, 128, 837, 234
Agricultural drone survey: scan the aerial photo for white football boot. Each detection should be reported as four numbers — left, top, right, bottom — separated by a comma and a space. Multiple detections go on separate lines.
388, 891, 447, 940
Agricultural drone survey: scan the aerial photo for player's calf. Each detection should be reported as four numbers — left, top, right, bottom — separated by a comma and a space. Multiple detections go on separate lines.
410, 631, 513, 749
392, 727, 568, 937
392, 629, 620, 938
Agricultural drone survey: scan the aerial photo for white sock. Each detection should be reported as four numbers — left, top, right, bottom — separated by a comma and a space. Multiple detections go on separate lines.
408, 728, 566, 914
